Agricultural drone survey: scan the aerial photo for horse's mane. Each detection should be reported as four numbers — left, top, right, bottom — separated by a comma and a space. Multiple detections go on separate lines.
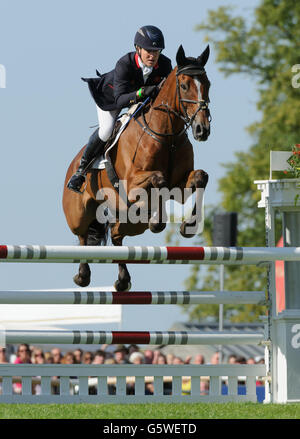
147, 68, 177, 111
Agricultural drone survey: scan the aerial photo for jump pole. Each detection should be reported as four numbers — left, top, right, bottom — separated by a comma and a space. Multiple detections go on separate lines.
0, 290, 265, 305
3, 330, 264, 346
0, 245, 300, 264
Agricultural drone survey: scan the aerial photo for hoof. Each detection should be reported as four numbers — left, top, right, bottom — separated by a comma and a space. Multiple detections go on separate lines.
114, 280, 132, 292
193, 170, 209, 189
149, 221, 166, 234
73, 273, 91, 287
180, 221, 197, 238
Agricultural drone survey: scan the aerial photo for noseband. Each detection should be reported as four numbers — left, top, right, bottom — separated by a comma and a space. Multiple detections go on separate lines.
135, 65, 211, 144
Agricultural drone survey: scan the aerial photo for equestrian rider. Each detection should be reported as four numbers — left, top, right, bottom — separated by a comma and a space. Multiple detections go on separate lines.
67, 25, 172, 193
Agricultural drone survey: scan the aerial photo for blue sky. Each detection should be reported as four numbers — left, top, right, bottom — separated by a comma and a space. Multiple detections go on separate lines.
0, 0, 260, 332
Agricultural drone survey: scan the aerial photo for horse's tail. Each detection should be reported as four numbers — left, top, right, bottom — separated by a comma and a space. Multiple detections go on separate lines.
86, 218, 110, 246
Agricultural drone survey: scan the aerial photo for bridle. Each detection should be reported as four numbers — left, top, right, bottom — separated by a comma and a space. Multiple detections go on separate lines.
175, 64, 211, 127
134, 65, 211, 144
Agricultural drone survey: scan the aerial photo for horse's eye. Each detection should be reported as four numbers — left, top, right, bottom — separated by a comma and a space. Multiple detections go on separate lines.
180, 83, 188, 91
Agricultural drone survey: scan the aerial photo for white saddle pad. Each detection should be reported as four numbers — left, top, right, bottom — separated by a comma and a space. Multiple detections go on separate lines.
92, 103, 141, 170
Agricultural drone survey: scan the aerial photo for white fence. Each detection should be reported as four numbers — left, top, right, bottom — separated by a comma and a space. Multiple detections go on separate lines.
0, 364, 266, 404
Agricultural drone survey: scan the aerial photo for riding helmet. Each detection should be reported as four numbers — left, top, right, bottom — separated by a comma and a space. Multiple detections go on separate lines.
134, 25, 165, 51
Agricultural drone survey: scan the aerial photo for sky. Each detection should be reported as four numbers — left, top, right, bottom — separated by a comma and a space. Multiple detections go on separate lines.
0, 0, 261, 336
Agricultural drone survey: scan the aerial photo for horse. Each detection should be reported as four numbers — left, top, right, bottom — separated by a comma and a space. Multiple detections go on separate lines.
62, 45, 211, 291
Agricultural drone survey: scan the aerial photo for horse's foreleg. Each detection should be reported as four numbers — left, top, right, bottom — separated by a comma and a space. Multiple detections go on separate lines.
179, 169, 208, 238
148, 171, 168, 233
128, 169, 168, 234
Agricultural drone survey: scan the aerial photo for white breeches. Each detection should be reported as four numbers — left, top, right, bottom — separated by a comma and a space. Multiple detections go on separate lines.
96, 105, 119, 142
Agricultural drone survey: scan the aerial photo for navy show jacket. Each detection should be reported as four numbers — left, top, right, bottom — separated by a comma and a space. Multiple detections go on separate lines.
82, 52, 172, 111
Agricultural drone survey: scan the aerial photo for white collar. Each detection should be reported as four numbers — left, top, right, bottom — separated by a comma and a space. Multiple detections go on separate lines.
137, 56, 153, 82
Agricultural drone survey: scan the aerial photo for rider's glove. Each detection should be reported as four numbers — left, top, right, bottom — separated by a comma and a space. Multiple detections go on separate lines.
137, 85, 159, 100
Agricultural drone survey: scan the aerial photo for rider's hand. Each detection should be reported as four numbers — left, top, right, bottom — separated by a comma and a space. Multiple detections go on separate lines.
137, 85, 159, 100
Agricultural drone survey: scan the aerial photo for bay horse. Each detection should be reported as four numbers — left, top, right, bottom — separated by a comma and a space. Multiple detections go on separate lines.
62, 45, 211, 291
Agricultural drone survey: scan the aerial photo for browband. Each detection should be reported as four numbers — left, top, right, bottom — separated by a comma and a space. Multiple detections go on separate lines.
176, 65, 206, 76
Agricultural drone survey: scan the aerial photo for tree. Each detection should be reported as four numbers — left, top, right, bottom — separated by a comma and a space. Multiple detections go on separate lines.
173, 0, 300, 322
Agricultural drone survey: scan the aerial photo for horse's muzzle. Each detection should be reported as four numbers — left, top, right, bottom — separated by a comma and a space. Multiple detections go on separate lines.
192, 122, 210, 141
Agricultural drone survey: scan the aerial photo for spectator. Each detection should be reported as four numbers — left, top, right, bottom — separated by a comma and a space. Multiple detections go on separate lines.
128, 344, 140, 355
236, 356, 247, 364
61, 351, 75, 364
83, 351, 94, 364
32, 349, 45, 364
114, 345, 129, 364
157, 353, 167, 364
48, 349, 61, 394
247, 357, 255, 365
144, 349, 154, 364
0, 347, 8, 364
210, 352, 220, 365
184, 356, 192, 364
14, 344, 32, 364
228, 354, 237, 364
129, 352, 145, 364
173, 356, 184, 365
166, 354, 174, 365
31, 349, 45, 395
201, 379, 209, 395
152, 350, 161, 364
193, 354, 205, 365
44, 352, 54, 364
51, 348, 62, 364
13, 344, 32, 394
73, 349, 83, 364
104, 358, 116, 365
92, 350, 106, 364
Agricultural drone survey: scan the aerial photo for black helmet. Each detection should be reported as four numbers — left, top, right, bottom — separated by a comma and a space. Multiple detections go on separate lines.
134, 25, 165, 51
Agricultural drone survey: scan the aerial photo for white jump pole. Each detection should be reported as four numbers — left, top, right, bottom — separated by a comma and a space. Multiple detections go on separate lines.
0, 290, 265, 305
0, 245, 300, 263
3, 330, 265, 346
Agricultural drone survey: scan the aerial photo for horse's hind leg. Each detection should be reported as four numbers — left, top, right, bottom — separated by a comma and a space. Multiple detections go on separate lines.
73, 219, 110, 287
111, 224, 131, 292
115, 262, 131, 292
74, 234, 91, 287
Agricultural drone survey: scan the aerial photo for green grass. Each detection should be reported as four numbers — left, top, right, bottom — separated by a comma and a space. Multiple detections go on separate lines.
0, 402, 299, 419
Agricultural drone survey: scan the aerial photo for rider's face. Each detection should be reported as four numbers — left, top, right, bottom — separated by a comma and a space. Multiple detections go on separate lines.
138, 47, 160, 67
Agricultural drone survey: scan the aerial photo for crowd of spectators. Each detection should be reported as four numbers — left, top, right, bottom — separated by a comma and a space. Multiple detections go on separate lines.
0, 344, 265, 366
0, 345, 265, 396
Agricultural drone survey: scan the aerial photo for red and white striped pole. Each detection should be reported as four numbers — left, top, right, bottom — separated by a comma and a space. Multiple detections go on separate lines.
0, 245, 300, 264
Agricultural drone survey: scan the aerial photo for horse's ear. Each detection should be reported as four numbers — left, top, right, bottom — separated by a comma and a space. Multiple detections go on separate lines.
197, 45, 210, 67
176, 45, 187, 67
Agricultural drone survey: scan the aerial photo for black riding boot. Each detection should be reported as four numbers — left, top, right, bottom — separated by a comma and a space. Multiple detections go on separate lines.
67, 130, 106, 193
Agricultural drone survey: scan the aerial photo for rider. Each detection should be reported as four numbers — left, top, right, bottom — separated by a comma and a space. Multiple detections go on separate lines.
67, 25, 172, 193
